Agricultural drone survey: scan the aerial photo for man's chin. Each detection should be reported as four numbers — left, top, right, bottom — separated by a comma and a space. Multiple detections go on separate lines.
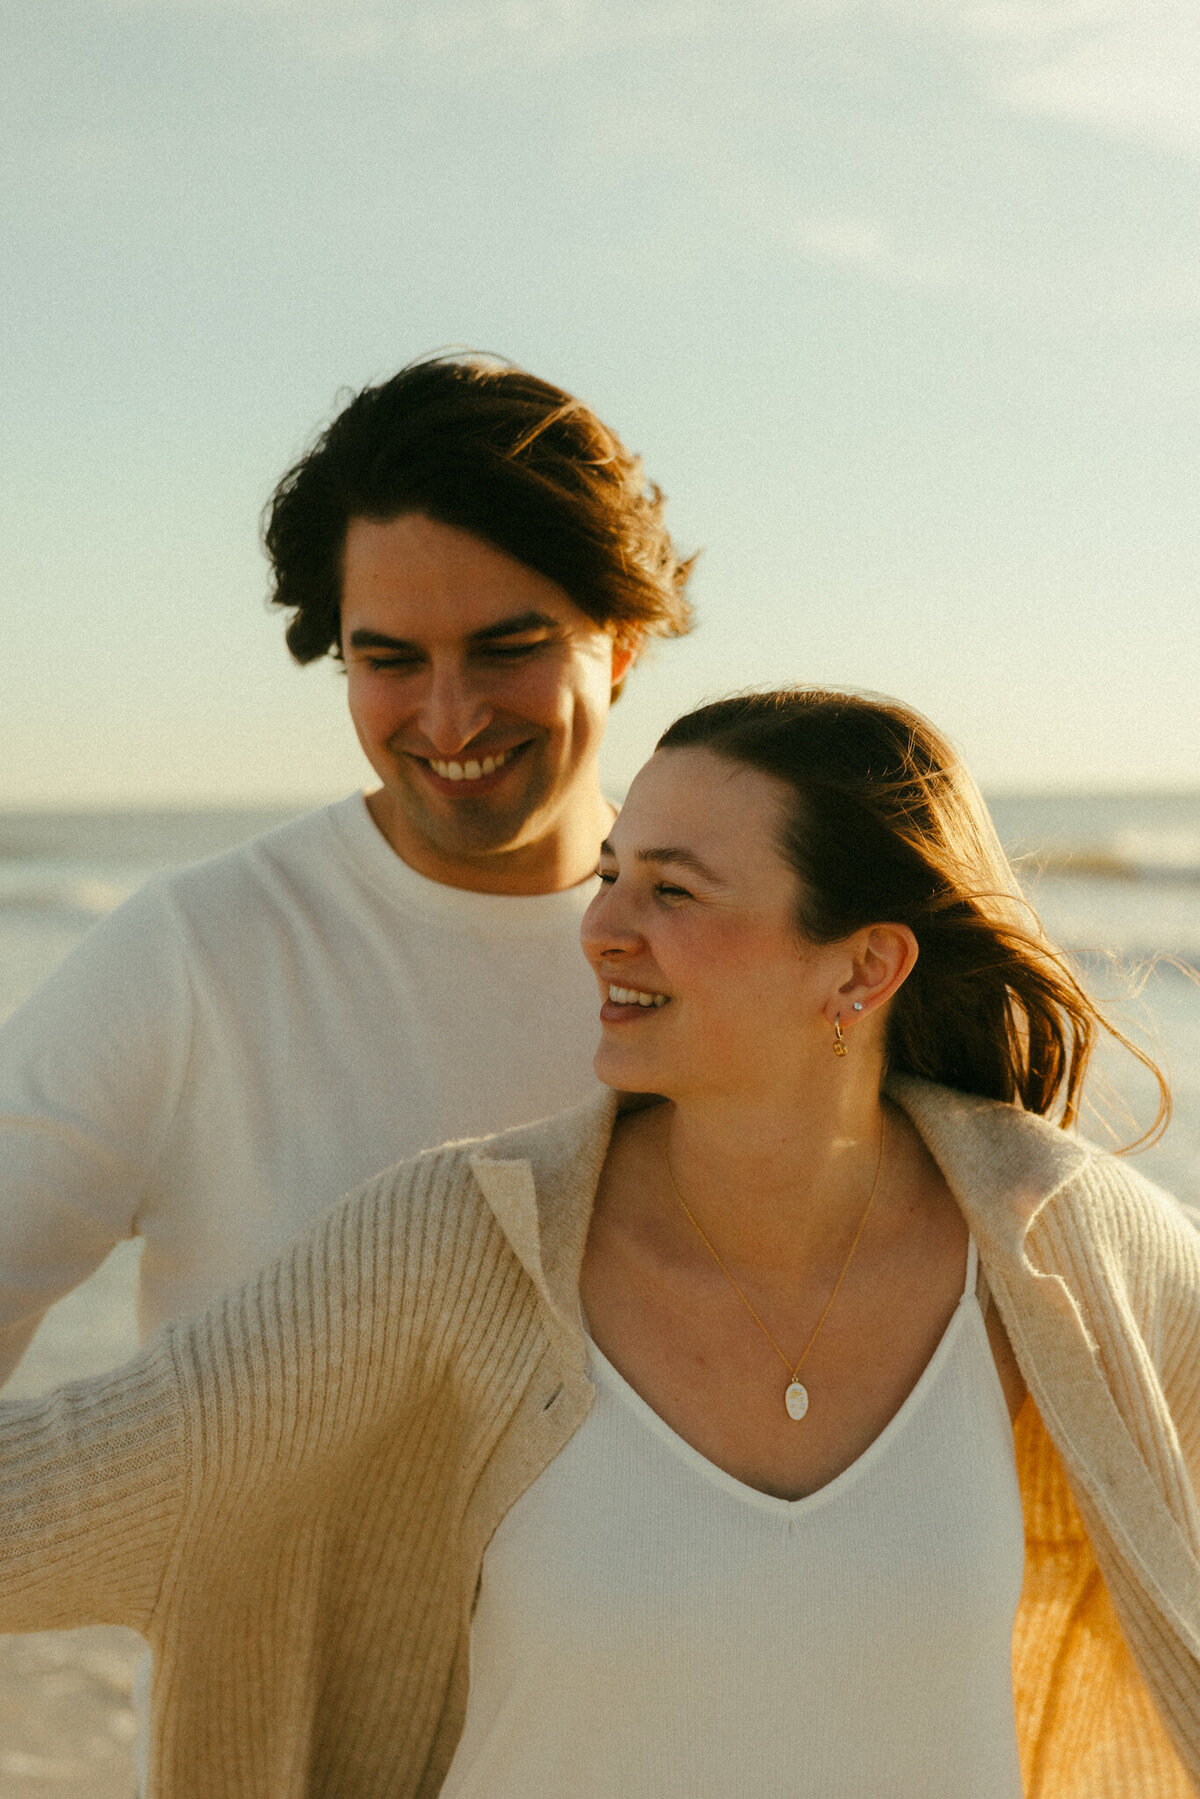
420, 820, 534, 862
397, 786, 550, 864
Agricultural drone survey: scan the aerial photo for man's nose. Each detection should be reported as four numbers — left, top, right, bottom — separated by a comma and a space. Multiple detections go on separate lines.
417, 662, 494, 756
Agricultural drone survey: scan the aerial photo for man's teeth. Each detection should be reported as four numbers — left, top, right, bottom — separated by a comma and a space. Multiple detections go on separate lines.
608, 985, 669, 1008
429, 749, 511, 782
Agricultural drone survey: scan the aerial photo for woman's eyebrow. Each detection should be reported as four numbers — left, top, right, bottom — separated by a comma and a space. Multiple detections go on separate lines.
598, 841, 723, 883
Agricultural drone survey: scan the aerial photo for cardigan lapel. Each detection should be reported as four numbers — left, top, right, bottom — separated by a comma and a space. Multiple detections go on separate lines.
472, 1075, 1092, 1323
891, 1074, 1200, 1645
471, 1073, 1200, 1648
467, 1088, 622, 1366
887, 1074, 1093, 1264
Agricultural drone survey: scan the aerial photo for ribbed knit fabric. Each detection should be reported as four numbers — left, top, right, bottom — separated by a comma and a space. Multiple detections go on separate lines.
1, 1078, 1199, 1796
1013, 1404, 1195, 1796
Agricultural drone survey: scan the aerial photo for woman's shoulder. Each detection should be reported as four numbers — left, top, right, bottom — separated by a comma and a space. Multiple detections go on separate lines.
889, 1073, 1200, 1281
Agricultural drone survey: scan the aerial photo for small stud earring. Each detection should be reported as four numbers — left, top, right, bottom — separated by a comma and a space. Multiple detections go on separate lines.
852, 1001, 863, 1012
833, 1014, 848, 1057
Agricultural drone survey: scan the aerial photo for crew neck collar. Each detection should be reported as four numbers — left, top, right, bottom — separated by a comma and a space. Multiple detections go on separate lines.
326, 791, 601, 931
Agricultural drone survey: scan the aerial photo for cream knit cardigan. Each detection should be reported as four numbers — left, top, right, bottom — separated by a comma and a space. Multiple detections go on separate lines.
3, 1077, 1200, 1797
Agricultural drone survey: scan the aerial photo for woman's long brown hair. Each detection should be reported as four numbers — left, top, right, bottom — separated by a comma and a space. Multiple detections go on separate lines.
658, 689, 1169, 1145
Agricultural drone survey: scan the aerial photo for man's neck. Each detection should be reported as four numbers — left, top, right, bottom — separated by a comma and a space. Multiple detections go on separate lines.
364, 787, 616, 896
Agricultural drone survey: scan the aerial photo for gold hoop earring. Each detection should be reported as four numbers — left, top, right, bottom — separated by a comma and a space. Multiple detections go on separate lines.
833, 1014, 848, 1057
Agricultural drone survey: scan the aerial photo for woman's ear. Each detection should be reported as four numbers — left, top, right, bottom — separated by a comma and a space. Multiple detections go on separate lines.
828, 924, 919, 1026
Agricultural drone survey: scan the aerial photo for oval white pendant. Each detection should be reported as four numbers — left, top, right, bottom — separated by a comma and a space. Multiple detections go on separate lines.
784, 1381, 809, 1421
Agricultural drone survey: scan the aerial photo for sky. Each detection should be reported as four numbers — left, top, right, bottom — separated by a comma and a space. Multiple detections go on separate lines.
4, 0, 1200, 807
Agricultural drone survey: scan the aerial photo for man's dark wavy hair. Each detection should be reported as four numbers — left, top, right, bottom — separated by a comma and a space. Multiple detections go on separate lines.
262, 352, 695, 689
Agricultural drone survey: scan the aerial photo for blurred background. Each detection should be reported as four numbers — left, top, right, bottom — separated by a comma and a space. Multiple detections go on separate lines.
3, 0, 1199, 1788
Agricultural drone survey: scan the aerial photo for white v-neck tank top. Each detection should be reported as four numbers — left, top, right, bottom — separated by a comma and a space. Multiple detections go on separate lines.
443, 1238, 1026, 1798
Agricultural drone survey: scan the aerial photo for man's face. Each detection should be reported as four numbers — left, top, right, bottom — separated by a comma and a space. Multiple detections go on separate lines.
341, 513, 635, 894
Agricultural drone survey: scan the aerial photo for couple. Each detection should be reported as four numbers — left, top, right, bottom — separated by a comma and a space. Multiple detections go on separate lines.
2, 360, 1200, 1795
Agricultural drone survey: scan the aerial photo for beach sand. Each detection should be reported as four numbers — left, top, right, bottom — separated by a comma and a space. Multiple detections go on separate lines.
0, 1627, 141, 1797
1, 1250, 145, 1793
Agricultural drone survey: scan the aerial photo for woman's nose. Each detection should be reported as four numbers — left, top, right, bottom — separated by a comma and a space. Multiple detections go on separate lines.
580, 881, 642, 963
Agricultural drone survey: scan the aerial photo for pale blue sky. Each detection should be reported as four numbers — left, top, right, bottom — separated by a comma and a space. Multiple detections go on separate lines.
4, 0, 1199, 806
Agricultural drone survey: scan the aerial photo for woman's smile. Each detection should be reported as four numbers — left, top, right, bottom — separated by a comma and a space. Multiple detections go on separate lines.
601, 983, 672, 1021
582, 746, 820, 1098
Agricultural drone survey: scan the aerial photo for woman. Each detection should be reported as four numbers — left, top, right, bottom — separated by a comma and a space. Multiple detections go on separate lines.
2, 689, 1199, 1797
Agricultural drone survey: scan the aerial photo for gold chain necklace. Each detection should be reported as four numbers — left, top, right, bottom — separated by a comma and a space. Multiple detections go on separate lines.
664, 1116, 885, 1422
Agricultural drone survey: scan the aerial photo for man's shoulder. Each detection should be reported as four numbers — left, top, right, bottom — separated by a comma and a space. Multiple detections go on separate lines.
355, 1091, 617, 1225
124, 798, 374, 947
158, 798, 353, 902
0, 800, 366, 1041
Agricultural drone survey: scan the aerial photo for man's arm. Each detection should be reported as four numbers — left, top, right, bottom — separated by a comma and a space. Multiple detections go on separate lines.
0, 883, 194, 1386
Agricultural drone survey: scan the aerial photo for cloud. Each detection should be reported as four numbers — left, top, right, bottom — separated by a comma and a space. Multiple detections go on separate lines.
788, 214, 958, 286
90, 0, 1200, 152
752, 1, 1200, 159
1116, 254, 1200, 323
878, 0, 1200, 159
96, 0, 708, 60
991, 7, 1200, 157
398, 0, 710, 66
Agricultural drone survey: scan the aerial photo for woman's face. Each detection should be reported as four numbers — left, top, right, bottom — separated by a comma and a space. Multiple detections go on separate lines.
582, 747, 840, 1102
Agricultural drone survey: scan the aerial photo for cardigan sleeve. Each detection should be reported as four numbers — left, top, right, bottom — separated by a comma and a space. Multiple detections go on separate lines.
0, 1144, 486, 1642
0, 1331, 187, 1634
1150, 1190, 1200, 1503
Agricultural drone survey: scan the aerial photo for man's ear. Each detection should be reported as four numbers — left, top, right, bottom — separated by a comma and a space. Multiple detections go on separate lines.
610, 631, 642, 698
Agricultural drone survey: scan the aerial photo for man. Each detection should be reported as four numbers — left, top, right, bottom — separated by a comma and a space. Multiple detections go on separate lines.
0, 352, 693, 1385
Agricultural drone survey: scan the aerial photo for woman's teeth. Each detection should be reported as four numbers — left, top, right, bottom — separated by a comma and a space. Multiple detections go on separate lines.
608, 985, 669, 1008
429, 749, 511, 782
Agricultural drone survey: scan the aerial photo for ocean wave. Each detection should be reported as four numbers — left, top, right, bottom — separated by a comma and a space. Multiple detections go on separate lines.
0, 816, 1197, 972
0, 874, 131, 921
1019, 828, 1200, 882
1113, 829, 1200, 878
1023, 868, 1200, 970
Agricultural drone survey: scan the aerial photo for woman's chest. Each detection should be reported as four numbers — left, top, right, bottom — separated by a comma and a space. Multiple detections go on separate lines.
580, 1220, 981, 1501
445, 1322, 1027, 1798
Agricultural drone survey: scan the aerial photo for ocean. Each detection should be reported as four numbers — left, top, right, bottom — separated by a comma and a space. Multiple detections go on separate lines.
1, 792, 1199, 1399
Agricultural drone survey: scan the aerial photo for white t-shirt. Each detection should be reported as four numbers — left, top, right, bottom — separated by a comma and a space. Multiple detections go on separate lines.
0, 794, 603, 1384
444, 1239, 1025, 1799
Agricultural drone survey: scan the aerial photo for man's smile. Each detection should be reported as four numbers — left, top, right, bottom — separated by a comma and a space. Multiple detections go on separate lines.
428, 747, 512, 782
407, 740, 533, 791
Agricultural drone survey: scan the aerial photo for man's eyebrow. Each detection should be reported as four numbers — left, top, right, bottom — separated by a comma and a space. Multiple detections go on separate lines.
346, 612, 560, 655
347, 628, 415, 652
598, 841, 724, 883
468, 610, 561, 644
